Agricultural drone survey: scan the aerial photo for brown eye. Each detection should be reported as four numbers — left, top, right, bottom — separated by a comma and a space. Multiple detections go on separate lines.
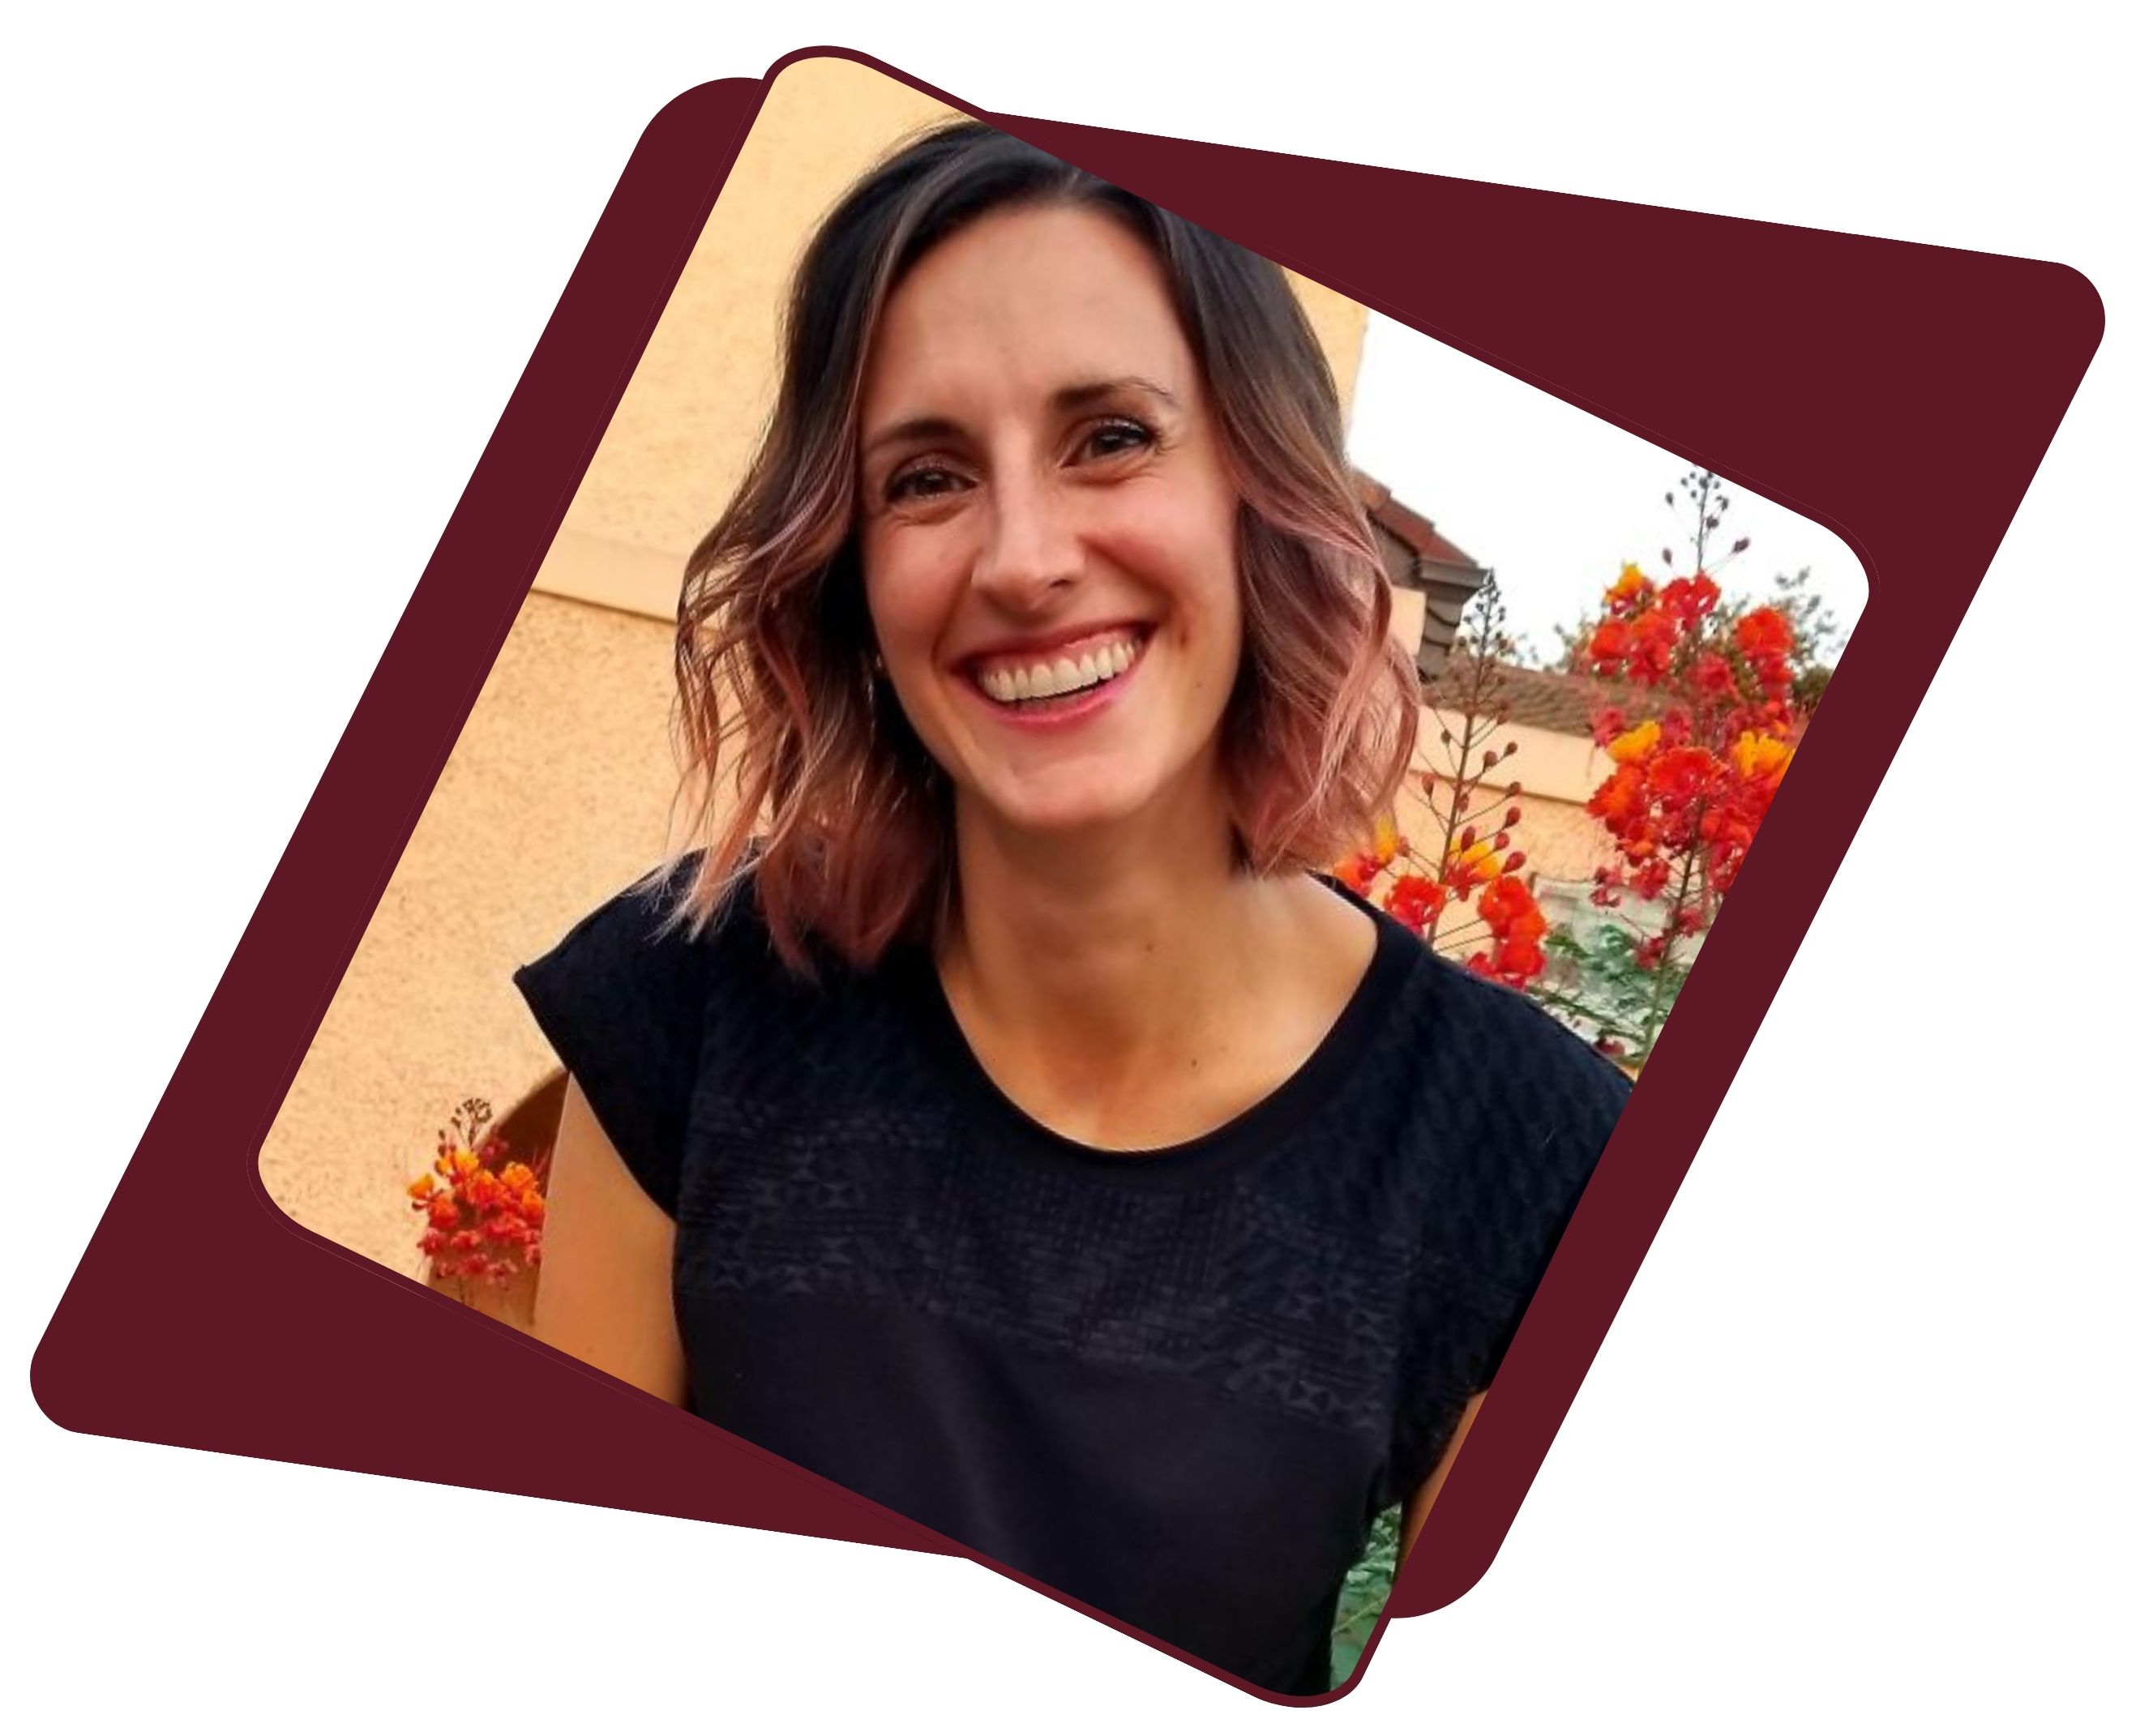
1081, 418, 1155, 462
886, 465, 969, 504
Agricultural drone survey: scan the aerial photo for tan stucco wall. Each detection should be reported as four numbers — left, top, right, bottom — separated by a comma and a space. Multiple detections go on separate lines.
262, 592, 678, 1273
261, 53, 1376, 1279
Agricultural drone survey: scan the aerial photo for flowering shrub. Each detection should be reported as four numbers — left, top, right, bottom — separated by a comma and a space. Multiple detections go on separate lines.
1332, 575, 1552, 989
1582, 566, 1799, 939
408, 1097, 548, 1284
1339, 472, 1816, 1067
1541, 471, 1809, 1062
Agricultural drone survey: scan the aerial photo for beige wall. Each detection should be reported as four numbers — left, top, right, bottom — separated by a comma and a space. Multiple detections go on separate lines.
261, 53, 1376, 1279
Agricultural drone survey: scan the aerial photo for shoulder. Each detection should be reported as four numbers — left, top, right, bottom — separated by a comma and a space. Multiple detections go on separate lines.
512, 853, 824, 1076
512, 855, 817, 1212
1423, 945, 1629, 1122
1361, 927, 1631, 1281
525, 852, 787, 994
1363, 910, 1631, 1131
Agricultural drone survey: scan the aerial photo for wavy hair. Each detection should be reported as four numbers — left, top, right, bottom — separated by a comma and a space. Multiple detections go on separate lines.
660, 119, 1419, 973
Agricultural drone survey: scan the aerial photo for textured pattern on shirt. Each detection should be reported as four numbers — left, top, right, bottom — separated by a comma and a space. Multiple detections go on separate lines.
514, 858, 1631, 1687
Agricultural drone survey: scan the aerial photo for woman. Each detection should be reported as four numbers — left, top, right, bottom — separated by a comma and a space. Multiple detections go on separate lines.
515, 119, 1628, 1695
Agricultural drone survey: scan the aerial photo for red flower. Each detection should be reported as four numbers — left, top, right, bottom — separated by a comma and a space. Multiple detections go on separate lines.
1648, 746, 1721, 806
1385, 874, 1447, 934
1586, 618, 1633, 673
1659, 573, 1721, 625
1589, 765, 1646, 828
1627, 610, 1680, 682
1734, 606, 1794, 661
1692, 653, 1737, 699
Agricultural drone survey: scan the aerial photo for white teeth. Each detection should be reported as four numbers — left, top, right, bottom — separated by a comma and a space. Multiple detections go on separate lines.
976, 633, 1142, 705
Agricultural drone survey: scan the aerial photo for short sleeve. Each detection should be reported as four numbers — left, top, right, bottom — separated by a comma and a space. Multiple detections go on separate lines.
1465, 995, 1633, 1393
512, 862, 716, 1217
1382, 968, 1633, 1503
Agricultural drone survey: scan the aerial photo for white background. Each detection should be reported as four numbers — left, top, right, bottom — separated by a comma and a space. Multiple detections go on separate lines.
6, 6, 2128, 1730
1348, 318, 1871, 660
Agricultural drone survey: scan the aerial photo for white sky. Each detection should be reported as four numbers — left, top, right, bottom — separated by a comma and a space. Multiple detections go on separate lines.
1345, 311, 1869, 665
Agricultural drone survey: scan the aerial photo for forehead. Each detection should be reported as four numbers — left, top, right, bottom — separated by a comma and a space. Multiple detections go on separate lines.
859, 203, 1198, 424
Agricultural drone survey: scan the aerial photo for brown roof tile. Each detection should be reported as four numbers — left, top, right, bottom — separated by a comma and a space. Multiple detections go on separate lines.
1353, 470, 1485, 577
1425, 652, 1624, 740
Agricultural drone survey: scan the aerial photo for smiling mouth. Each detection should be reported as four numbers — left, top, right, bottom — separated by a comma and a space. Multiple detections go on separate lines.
967, 627, 1149, 709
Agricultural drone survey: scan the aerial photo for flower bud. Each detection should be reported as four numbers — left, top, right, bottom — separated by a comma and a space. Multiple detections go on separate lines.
1505, 805, 1522, 825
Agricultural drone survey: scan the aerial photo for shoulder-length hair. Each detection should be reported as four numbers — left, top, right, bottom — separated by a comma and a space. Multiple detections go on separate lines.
661, 118, 1419, 973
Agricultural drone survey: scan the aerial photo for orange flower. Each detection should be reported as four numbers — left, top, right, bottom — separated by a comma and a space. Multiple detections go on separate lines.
426, 1195, 460, 1233
1607, 720, 1662, 764
1445, 839, 1503, 898
1589, 765, 1646, 827
406, 1174, 435, 1203
1332, 852, 1378, 896
1604, 562, 1649, 609
1730, 730, 1792, 780
1372, 814, 1402, 866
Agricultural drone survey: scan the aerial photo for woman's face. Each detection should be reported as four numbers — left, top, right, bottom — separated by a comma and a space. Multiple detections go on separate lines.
856, 203, 1244, 845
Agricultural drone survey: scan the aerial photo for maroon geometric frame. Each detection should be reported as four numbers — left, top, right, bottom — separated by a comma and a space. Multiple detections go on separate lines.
31, 45, 2102, 1702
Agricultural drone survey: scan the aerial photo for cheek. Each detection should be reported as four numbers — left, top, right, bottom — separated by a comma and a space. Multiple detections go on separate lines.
860, 537, 950, 664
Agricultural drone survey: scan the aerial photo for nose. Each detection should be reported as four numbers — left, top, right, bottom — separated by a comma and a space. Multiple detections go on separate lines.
970, 468, 1081, 614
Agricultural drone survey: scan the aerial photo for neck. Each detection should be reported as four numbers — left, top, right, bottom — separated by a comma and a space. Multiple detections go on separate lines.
940, 769, 1301, 1087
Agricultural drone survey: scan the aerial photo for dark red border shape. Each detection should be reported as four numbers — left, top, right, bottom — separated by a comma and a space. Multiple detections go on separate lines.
32, 48, 2102, 1701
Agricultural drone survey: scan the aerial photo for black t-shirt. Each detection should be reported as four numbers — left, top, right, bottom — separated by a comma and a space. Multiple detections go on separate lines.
514, 859, 1629, 1695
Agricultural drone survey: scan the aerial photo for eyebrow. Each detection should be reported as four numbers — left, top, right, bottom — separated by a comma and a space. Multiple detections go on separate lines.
860, 375, 1181, 462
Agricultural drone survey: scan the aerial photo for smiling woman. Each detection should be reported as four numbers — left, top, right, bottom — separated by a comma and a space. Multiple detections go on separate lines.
512, 118, 1629, 1696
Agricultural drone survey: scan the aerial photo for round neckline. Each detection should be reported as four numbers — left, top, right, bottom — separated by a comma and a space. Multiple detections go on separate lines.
895, 876, 1423, 1184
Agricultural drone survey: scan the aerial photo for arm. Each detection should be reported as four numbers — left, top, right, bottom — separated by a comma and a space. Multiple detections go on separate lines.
1398, 1390, 1486, 1571
529, 1074, 690, 1407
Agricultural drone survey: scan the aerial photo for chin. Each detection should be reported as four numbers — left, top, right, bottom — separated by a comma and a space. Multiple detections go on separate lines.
964, 768, 1172, 841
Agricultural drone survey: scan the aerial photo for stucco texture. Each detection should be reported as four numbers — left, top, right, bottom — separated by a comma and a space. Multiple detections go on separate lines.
261, 593, 680, 1273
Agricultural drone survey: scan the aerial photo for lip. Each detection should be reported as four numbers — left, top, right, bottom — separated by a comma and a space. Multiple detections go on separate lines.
957, 624, 1151, 731
955, 619, 1151, 673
